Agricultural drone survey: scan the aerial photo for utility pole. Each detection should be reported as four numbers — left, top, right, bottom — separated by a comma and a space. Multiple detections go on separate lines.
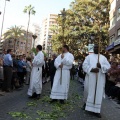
0, 0, 10, 42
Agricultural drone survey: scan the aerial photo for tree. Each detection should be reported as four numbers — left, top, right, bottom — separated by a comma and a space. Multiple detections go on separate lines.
23, 5, 36, 54
3, 25, 24, 53
51, 0, 110, 57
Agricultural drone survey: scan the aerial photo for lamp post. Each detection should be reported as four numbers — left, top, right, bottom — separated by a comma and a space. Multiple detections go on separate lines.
0, 0, 10, 42
32, 34, 37, 48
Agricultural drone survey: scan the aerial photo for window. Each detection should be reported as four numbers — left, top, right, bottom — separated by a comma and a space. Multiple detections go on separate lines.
117, 29, 120, 36
117, 8, 120, 19
110, 35, 115, 44
110, 16, 116, 27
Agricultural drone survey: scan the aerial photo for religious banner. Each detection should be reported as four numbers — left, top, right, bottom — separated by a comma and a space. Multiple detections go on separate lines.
88, 44, 94, 53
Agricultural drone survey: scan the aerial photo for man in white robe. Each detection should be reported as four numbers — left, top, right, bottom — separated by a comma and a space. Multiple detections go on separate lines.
50, 45, 74, 104
28, 45, 44, 99
82, 44, 110, 118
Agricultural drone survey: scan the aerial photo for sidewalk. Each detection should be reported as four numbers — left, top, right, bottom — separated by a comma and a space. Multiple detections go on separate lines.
0, 80, 120, 120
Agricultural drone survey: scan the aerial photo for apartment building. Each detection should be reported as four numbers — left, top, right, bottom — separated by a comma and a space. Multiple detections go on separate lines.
40, 14, 58, 57
2, 32, 33, 55
108, 0, 120, 53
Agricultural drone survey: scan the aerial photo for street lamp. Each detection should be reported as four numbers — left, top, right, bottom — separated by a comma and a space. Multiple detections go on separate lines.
0, 0, 10, 42
32, 34, 37, 48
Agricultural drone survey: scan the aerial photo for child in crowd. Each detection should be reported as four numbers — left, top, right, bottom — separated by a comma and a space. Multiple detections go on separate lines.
26, 57, 32, 85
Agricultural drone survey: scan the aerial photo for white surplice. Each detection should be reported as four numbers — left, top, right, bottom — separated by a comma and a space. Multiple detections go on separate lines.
83, 54, 110, 113
50, 52, 74, 100
28, 51, 44, 96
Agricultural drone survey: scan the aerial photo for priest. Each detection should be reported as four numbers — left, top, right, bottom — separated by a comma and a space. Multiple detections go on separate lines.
28, 45, 44, 99
82, 44, 110, 118
50, 45, 74, 104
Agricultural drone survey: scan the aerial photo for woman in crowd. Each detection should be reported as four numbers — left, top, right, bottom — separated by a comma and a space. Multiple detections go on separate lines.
106, 62, 118, 95
25, 57, 32, 85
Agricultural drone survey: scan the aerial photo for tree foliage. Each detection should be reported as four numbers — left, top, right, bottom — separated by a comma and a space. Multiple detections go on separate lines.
3, 25, 24, 53
23, 4, 36, 55
51, 0, 109, 57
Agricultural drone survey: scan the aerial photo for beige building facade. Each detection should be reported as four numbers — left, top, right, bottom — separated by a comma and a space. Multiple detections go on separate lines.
41, 14, 58, 57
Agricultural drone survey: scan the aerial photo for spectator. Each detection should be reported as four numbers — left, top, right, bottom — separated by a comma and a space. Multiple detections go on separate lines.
26, 57, 32, 85
17, 55, 26, 86
50, 53, 57, 88
11, 54, 20, 89
22, 55, 27, 80
106, 62, 118, 95
0, 58, 3, 88
42, 57, 49, 84
78, 61, 85, 85
2, 49, 13, 92
70, 64, 76, 80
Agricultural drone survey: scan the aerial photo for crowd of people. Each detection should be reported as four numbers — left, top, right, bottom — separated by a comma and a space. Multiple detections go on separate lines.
105, 58, 120, 104
0, 44, 120, 118
0, 47, 56, 93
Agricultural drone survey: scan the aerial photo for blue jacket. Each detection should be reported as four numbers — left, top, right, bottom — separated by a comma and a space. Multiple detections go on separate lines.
17, 60, 26, 72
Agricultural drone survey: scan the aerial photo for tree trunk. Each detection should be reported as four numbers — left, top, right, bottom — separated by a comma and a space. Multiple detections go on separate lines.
25, 12, 31, 56
14, 39, 17, 54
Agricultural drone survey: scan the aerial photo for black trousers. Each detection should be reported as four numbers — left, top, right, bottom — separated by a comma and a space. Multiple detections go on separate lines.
117, 89, 120, 100
108, 86, 120, 98
3, 66, 13, 91
105, 80, 115, 95
50, 74, 55, 89
17, 72, 24, 85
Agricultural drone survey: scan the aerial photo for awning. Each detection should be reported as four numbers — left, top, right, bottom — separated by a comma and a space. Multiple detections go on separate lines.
106, 42, 114, 51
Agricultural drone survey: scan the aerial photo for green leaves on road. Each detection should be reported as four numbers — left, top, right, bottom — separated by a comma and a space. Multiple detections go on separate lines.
8, 112, 31, 119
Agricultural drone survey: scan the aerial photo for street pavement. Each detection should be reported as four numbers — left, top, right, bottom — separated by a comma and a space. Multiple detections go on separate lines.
0, 79, 120, 120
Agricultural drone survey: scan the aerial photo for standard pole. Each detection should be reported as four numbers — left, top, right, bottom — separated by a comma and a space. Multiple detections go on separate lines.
94, 31, 101, 104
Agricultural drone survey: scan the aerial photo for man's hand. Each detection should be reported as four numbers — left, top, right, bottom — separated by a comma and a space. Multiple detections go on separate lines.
97, 63, 101, 68
59, 63, 63, 68
61, 54, 64, 59
91, 68, 99, 73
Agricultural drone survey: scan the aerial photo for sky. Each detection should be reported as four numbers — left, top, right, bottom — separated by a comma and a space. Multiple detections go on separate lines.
0, 0, 73, 33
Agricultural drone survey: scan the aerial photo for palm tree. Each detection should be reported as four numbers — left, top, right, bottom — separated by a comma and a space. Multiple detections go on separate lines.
3, 25, 24, 53
23, 5, 36, 54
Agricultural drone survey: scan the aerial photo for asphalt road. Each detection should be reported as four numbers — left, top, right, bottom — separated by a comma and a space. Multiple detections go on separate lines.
0, 79, 120, 120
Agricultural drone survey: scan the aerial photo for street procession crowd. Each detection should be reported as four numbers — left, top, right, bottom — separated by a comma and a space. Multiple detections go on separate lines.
0, 44, 120, 118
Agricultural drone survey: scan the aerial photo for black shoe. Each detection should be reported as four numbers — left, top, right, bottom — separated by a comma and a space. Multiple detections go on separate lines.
50, 99, 58, 103
60, 100, 65, 104
95, 113, 102, 118
5, 89, 12, 92
29, 93, 37, 99
117, 101, 120, 104
82, 103, 86, 110
36, 94, 41, 99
